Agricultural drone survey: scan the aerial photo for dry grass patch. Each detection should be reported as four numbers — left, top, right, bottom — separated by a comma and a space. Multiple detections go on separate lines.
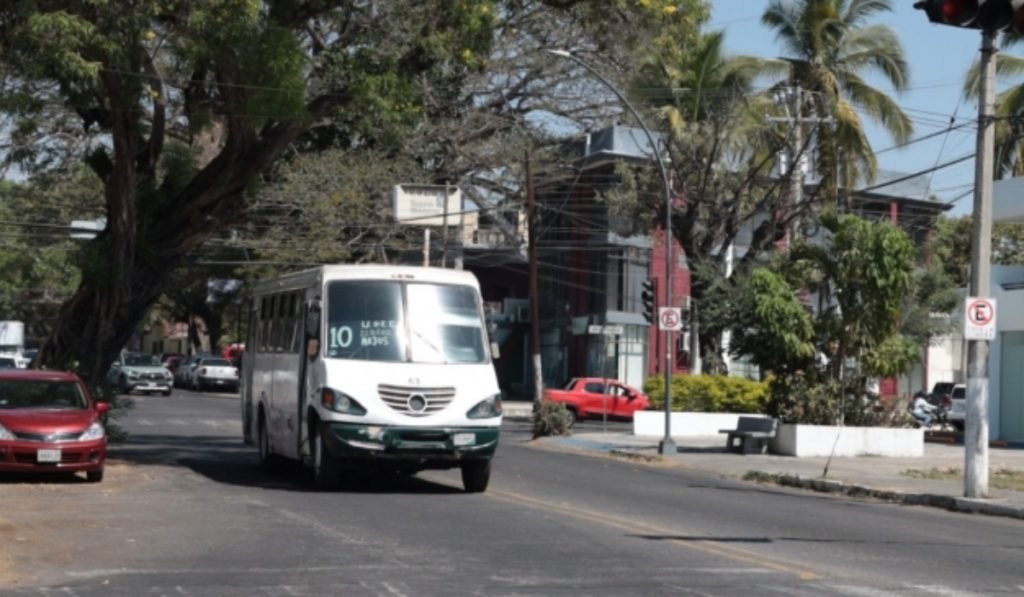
902, 467, 1024, 491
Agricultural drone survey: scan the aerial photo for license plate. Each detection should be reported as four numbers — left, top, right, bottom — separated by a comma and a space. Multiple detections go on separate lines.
453, 433, 475, 447
37, 449, 61, 463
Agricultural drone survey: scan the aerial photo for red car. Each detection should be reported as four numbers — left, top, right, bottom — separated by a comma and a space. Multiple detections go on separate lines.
543, 377, 650, 425
0, 369, 110, 482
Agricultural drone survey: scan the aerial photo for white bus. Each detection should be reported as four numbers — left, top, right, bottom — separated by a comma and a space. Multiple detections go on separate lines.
240, 265, 502, 492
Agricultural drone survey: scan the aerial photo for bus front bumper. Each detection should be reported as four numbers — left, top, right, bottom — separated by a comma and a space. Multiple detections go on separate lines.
321, 422, 500, 463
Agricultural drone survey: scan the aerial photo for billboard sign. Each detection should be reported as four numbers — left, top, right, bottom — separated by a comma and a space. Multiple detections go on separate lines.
392, 184, 461, 226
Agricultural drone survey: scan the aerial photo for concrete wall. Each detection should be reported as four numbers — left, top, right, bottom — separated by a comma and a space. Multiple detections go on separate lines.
769, 424, 924, 458
634, 411, 769, 437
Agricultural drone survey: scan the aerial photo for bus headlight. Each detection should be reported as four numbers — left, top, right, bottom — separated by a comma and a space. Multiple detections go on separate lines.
321, 388, 367, 416
467, 394, 502, 419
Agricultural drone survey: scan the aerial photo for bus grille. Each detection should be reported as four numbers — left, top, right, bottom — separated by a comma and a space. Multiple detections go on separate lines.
378, 384, 455, 417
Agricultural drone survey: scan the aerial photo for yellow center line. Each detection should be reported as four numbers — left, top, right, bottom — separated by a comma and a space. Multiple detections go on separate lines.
423, 471, 819, 582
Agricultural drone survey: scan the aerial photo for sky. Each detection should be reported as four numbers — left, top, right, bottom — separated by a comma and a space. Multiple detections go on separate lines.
709, 0, 991, 216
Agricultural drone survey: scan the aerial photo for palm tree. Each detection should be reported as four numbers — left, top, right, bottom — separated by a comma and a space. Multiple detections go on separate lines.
760, 0, 913, 191
964, 32, 1024, 178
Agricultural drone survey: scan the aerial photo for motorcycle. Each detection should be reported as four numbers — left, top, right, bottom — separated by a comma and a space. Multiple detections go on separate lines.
910, 393, 955, 431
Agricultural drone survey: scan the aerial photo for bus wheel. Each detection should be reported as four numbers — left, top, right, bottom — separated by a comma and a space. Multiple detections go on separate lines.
460, 460, 491, 493
313, 429, 341, 491
258, 415, 274, 471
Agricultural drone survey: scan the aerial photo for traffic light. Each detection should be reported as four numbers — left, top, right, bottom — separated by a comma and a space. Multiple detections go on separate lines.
914, 0, 1024, 32
641, 278, 657, 324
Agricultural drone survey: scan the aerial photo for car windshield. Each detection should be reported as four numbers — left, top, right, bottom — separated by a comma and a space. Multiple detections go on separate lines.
202, 358, 231, 367
0, 380, 87, 409
952, 386, 966, 399
124, 353, 159, 366
932, 382, 955, 395
325, 280, 487, 364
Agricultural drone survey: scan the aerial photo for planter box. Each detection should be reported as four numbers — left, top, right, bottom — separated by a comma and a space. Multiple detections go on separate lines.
633, 411, 770, 437
769, 423, 924, 458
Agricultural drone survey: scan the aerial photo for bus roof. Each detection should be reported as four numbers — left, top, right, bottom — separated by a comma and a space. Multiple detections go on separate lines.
251, 265, 481, 295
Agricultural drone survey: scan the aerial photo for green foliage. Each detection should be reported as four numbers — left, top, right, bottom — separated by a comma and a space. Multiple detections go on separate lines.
767, 375, 840, 425
728, 269, 816, 376
767, 375, 913, 428
787, 213, 917, 381
532, 401, 573, 438
0, 171, 102, 343
644, 374, 769, 413
729, 215, 926, 426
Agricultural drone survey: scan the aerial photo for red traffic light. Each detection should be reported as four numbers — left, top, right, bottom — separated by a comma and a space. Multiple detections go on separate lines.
915, 0, 1024, 31
914, 0, 978, 26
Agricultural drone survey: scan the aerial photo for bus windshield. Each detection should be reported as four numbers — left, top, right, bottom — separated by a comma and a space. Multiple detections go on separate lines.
325, 281, 487, 364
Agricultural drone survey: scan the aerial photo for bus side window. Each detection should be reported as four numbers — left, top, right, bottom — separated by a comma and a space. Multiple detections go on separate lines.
278, 293, 290, 352
288, 292, 301, 353
259, 297, 270, 353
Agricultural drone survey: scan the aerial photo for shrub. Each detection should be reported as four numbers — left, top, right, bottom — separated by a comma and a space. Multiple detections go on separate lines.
767, 374, 915, 427
532, 401, 573, 438
644, 374, 769, 413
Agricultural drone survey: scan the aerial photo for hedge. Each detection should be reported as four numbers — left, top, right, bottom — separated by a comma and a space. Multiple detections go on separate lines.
643, 374, 769, 413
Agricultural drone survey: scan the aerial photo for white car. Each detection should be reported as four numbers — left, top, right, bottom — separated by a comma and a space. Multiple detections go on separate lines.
107, 352, 174, 396
945, 384, 966, 431
188, 357, 239, 392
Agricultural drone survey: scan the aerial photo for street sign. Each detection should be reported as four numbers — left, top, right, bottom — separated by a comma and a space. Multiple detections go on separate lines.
587, 324, 624, 336
964, 296, 997, 341
658, 307, 682, 332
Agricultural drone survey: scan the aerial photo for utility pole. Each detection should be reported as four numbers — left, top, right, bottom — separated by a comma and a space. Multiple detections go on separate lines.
526, 150, 544, 410
911, 0, 1009, 499
966, 29, 996, 499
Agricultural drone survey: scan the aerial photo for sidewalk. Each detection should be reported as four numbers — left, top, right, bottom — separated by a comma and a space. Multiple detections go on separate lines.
502, 401, 1024, 520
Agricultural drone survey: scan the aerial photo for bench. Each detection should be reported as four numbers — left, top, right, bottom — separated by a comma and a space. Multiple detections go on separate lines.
719, 416, 777, 455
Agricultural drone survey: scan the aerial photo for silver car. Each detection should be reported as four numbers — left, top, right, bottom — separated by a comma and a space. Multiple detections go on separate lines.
107, 352, 174, 396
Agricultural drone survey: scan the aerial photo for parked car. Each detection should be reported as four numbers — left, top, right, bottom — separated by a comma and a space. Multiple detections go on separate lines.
0, 356, 18, 369
188, 357, 239, 392
542, 377, 650, 425
175, 353, 214, 388
106, 352, 173, 396
0, 369, 110, 482
945, 384, 967, 431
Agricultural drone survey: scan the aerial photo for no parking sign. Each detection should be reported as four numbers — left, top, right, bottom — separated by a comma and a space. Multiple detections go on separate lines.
964, 297, 996, 341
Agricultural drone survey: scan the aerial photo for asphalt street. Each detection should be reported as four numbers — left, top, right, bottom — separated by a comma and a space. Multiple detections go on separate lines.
2, 390, 1024, 596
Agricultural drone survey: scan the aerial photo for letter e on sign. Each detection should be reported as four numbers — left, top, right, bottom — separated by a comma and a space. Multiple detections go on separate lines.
963, 297, 996, 341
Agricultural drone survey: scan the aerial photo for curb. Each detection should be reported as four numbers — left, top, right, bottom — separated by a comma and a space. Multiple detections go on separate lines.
745, 471, 1024, 521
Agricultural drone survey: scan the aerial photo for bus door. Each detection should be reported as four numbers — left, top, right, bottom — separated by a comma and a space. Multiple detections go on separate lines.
297, 295, 322, 461
241, 300, 259, 444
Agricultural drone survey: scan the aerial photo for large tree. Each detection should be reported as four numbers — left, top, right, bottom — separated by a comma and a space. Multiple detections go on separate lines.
0, 1, 506, 383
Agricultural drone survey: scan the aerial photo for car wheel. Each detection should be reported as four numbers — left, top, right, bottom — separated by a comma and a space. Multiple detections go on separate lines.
86, 469, 104, 483
161, 389, 172, 396
312, 427, 341, 491
461, 460, 491, 493
565, 408, 578, 427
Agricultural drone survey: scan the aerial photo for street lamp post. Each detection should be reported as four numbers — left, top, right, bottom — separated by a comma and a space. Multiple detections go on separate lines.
545, 49, 677, 454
